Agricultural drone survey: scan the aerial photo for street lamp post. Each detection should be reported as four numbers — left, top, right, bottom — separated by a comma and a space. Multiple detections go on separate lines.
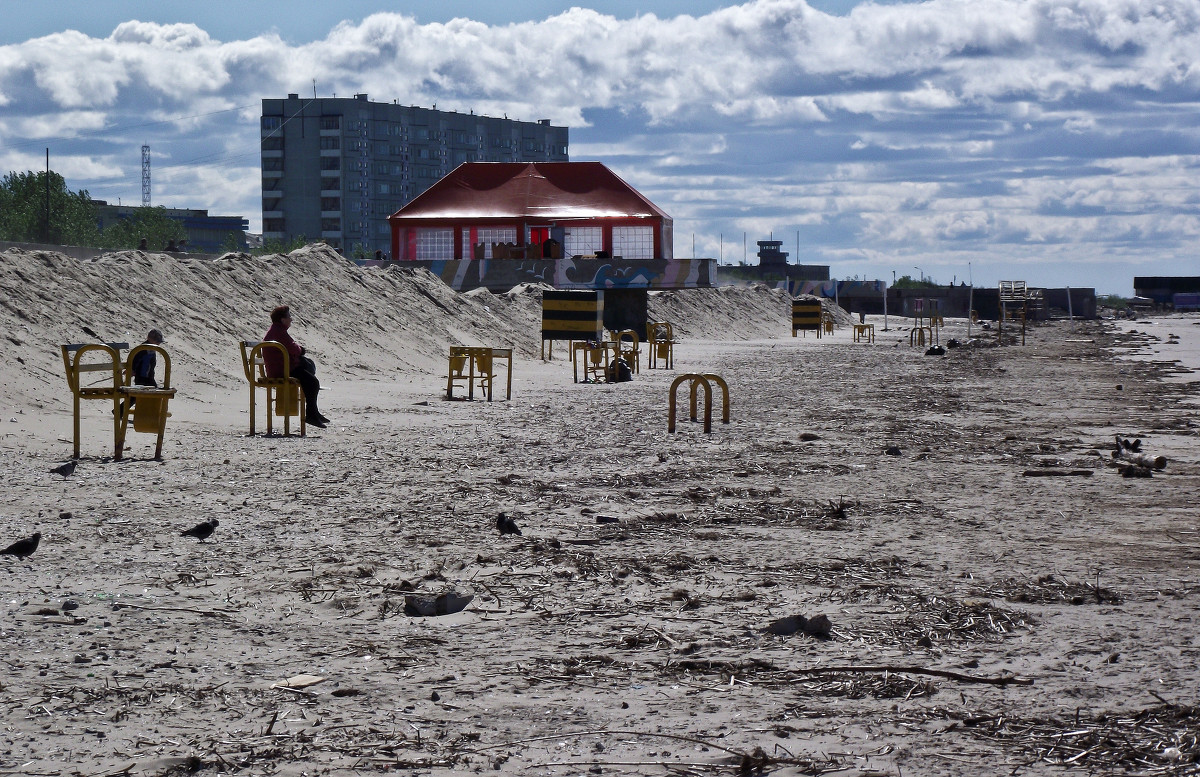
914, 266, 922, 283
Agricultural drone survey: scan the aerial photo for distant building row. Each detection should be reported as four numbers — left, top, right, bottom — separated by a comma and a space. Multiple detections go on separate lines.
92, 201, 249, 253
260, 94, 569, 255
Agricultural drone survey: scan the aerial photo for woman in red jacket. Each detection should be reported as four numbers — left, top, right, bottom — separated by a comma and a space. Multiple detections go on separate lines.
264, 305, 330, 428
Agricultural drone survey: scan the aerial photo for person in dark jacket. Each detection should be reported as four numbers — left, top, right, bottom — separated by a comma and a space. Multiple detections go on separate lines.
119, 329, 163, 417
131, 329, 163, 387
264, 305, 329, 428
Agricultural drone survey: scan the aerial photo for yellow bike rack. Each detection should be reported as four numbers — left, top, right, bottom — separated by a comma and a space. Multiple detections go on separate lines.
668, 373, 730, 433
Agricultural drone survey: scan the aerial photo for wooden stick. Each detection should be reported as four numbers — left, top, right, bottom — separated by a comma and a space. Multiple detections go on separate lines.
787, 664, 1033, 686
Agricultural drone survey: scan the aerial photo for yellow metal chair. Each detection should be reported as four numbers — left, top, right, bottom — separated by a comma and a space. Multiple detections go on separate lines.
240, 340, 305, 437
61, 342, 127, 459
118, 344, 178, 459
573, 341, 612, 383
446, 347, 513, 400
647, 321, 677, 369
613, 329, 641, 375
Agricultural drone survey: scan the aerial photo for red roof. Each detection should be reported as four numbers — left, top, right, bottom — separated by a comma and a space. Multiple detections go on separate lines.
389, 162, 671, 222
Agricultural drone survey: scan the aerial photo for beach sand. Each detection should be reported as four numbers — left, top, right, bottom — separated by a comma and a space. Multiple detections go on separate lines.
1, 245, 1198, 775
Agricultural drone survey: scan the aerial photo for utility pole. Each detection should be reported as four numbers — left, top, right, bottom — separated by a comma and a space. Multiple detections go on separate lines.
44, 149, 50, 243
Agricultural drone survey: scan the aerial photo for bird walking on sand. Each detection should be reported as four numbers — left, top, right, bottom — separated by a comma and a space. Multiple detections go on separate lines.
496, 512, 521, 536
50, 461, 77, 478
182, 519, 219, 541
1, 532, 41, 559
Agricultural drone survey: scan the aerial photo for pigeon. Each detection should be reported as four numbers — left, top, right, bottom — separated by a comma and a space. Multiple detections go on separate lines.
1, 532, 41, 559
496, 512, 521, 536
50, 461, 77, 478
181, 518, 219, 541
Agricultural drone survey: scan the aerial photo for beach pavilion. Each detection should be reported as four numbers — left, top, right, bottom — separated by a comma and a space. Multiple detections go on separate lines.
387, 161, 673, 263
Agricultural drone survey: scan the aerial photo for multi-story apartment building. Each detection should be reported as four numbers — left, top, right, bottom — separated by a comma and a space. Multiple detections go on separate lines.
260, 94, 569, 256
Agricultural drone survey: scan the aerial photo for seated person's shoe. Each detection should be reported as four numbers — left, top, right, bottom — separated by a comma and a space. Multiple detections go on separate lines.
308, 418, 327, 429
313, 413, 331, 424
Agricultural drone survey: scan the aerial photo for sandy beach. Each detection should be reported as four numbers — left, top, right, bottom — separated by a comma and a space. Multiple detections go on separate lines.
1, 245, 1198, 776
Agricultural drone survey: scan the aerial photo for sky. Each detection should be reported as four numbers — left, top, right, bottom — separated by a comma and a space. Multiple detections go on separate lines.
2, 1, 1199, 295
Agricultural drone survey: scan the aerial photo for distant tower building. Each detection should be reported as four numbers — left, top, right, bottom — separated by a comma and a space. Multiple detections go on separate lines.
260, 93, 569, 254
141, 144, 151, 207
756, 240, 788, 268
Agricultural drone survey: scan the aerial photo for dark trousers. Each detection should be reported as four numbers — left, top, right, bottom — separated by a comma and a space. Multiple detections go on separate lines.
291, 365, 321, 416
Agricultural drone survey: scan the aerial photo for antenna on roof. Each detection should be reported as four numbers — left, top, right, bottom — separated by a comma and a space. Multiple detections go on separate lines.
313, 79, 317, 99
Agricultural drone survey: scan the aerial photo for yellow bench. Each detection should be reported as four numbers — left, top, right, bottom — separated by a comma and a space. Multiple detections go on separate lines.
62, 342, 176, 460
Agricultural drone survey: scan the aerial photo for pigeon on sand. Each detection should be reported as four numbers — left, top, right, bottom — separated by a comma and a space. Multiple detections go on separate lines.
181, 519, 219, 541
50, 461, 77, 478
1, 532, 41, 559
496, 512, 522, 536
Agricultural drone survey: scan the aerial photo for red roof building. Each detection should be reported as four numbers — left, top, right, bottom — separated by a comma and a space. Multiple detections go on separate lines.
388, 162, 673, 262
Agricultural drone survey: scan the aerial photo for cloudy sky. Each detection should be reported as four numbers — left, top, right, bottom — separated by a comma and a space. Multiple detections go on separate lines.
3, 0, 1198, 294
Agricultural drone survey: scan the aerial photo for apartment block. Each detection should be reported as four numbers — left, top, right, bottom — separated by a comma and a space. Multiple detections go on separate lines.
260, 94, 569, 255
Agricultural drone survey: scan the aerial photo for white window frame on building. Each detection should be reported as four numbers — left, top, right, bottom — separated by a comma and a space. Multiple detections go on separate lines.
415, 228, 454, 260
462, 227, 518, 259
612, 226, 654, 260
564, 226, 603, 257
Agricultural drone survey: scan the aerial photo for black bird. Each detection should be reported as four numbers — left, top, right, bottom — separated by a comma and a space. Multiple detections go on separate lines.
496, 512, 521, 536
50, 461, 77, 478
181, 519, 219, 541
1, 532, 41, 559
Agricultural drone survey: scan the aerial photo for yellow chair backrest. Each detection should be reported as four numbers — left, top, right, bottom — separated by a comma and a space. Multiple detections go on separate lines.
62, 342, 127, 399
126, 344, 172, 389
241, 340, 292, 383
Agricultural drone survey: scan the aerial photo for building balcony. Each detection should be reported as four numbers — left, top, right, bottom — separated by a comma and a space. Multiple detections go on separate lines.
261, 150, 283, 158
262, 211, 283, 219
262, 189, 283, 198
320, 189, 341, 197
320, 210, 342, 218
263, 170, 283, 178
320, 128, 340, 136
320, 149, 341, 157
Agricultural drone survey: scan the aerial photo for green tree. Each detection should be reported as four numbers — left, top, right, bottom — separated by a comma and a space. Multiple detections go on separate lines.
255, 234, 310, 255
892, 274, 937, 289
0, 170, 99, 246
99, 206, 187, 250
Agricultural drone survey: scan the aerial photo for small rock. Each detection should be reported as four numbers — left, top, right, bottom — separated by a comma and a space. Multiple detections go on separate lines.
62, 600, 79, 611
885, 446, 902, 456
431, 691, 440, 701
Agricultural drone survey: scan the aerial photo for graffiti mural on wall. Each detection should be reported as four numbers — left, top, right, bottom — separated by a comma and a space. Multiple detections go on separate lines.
407, 257, 716, 292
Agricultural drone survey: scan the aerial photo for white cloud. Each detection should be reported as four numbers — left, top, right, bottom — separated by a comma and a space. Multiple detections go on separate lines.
2, 0, 1199, 292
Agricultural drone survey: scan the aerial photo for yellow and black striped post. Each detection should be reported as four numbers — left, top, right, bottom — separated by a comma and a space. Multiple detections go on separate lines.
542, 290, 604, 359
792, 300, 822, 337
